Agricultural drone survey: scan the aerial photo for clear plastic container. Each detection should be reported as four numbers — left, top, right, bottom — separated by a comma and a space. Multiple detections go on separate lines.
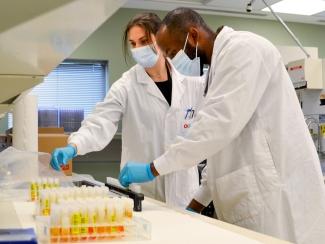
36, 215, 151, 243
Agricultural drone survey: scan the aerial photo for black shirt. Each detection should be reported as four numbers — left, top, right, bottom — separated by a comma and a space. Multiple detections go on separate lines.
154, 68, 172, 106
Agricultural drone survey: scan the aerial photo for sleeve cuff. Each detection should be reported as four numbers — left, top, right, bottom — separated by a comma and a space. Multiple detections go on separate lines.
68, 136, 83, 155
193, 185, 212, 207
153, 154, 173, 176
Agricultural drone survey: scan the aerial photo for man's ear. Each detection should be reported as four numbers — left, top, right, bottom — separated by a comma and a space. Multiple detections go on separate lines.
150, 33, 161, 54
188, 27, 199, 46
150, 33, 157, 43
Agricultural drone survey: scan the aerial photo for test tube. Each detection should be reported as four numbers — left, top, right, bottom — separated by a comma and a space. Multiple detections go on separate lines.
70, 205, 81, 242
40, 178, 45, 191
96, 203, 106, 238
106, 200, 115, 223
40, 190, 50, 216
88, 205, 97, 240
80, 187, 85, 198
30, 179, 37, 201
50, 192, 56, 207
62, 188, 69, 200
115, 200, 125, 233
123, 198, 133, 218
76, 187, 83, 199
54, 178, 60, 188
84, 186, 92, 198
80, 204, 89, 240
100, 186, 108, 197
61, 208, 70, 242
50, 204, 61, 243
36, 178, 42, 199
115, 199, 124, 222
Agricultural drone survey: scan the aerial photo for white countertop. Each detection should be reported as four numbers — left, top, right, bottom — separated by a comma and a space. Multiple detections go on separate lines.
10, 197, 291, 244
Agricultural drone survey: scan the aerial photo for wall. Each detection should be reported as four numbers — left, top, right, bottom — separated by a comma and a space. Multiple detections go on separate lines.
71, 8, 325, 85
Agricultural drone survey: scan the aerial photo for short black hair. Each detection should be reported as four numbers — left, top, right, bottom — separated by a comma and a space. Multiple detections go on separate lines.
161, 8, 210, 35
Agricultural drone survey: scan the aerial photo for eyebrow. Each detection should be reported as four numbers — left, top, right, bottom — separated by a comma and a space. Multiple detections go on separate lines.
129, 35, 148, 43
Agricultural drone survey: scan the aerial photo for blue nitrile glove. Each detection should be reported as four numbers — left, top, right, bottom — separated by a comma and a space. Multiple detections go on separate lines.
50, 145, 77, 171
119, 162, 155, 187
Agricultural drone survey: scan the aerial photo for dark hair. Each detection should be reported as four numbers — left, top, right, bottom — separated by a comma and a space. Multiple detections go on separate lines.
161, 8, 211, 36
123, 12, 161, 63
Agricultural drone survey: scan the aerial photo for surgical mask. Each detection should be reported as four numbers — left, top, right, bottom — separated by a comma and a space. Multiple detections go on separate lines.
171, 33, 201, 76
131, 44, 159, 68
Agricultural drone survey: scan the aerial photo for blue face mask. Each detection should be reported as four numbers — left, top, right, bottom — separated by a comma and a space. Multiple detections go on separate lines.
131, 44, 159, 68
171, 33, 201, 76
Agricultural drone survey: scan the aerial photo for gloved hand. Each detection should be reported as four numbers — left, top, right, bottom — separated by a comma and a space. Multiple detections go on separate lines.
50, 144, 77, 171
119, 162, 155, 187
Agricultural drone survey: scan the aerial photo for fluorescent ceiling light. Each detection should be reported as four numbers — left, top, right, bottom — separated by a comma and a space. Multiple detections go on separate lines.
262, 0, 325, 16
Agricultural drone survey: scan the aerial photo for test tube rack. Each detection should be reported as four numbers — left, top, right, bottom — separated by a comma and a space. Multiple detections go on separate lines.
36, 215, 151, 243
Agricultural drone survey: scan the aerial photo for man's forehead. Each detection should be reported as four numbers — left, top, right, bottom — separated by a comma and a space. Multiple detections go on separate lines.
157, 26, 180, 45
157, 26, 170, 41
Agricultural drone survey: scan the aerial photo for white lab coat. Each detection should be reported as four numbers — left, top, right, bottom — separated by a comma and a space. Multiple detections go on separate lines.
68, 62, 203, 208
154, 27, 325, 243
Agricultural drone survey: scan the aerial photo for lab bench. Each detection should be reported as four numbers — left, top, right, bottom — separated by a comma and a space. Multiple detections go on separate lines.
0, 181, 292, 244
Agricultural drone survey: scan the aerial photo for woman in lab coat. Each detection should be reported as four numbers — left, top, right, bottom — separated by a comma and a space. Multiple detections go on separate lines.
50, 12, 204, 208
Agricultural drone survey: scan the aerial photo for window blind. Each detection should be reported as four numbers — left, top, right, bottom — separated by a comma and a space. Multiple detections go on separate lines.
8, 60, 107, 129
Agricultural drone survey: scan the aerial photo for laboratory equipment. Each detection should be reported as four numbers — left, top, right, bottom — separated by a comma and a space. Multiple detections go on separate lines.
287, 58, 323, 89
35, 189, 151, 243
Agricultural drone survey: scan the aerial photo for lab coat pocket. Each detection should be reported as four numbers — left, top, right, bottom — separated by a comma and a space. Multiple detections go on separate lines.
215, 164, 263, 225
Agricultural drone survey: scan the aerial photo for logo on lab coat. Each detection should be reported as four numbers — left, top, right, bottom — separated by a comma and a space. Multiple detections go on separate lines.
185, 107, 195, 119
183, 107, 195, 129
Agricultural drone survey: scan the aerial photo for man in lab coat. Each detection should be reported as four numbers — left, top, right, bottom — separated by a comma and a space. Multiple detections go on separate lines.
119, 8, 325, 244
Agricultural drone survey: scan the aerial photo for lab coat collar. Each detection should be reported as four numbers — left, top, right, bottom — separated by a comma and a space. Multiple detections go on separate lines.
167, 59, 186, 109
134, 64, 152, 85
134, 64, 169, 105
204, 26, 234, 94
212, 26, 234, 58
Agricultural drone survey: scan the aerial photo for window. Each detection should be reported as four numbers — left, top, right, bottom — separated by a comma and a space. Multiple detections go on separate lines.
9, 59, 107, 132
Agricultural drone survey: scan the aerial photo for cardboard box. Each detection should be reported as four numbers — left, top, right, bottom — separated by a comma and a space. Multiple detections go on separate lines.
38, 127, 64, 134
38, 128, 72, 176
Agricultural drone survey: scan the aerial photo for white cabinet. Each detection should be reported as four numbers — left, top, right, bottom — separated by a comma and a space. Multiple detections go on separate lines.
287, 58, 323, 89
